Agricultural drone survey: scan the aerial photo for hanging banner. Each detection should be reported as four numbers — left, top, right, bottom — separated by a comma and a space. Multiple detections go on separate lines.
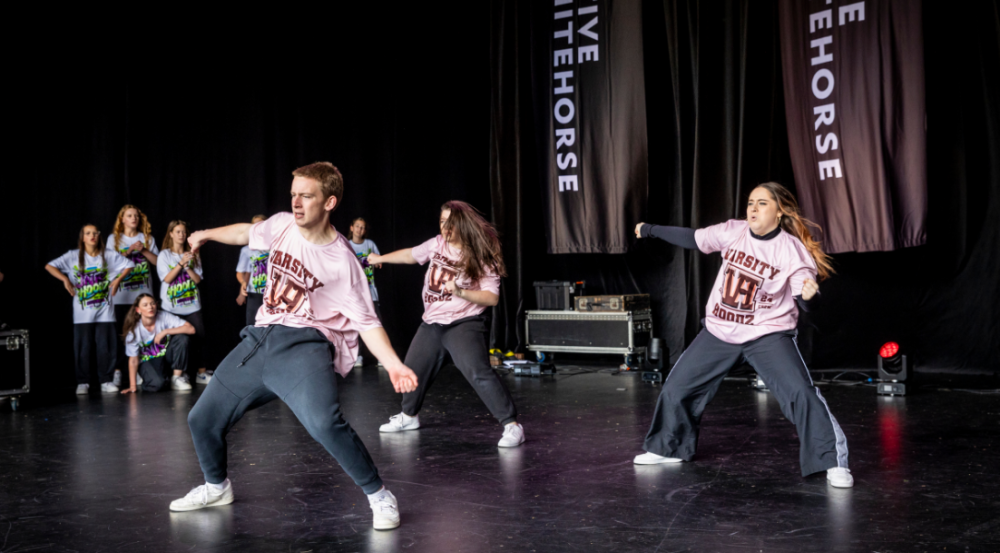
778, 0, 926, 253
538, 0, 647, 254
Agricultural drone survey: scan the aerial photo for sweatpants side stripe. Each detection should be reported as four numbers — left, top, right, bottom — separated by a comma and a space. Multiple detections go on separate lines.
793, 336, 849, 468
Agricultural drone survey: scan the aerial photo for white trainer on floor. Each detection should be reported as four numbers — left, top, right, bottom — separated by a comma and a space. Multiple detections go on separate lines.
633, 452, 683, 465
112, 370, 122, 387
196, 372, 212, 385
171, 375, 192, 391
379, 413, 420, 433
75, 384, 89, 395
100, 382, 119, 393
827, 467, 854, 488
498, 422, 525, 447
169, 480, 234, 512
137, 374, 144, 386
368, 488, 401, 530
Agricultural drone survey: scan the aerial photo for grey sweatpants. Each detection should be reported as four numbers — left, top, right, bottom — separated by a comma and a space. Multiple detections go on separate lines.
643, 328, 848, 476
401, 315, 517, 426
187, 325, 383, 493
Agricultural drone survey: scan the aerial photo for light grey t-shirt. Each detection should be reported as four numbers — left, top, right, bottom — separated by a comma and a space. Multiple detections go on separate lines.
49, 249, 134, 324
349, 238, 381, 302
107, 233, 159, 305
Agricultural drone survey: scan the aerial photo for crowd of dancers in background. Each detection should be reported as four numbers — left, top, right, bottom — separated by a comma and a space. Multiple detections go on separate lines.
43, 207, 387, 395
39, 161, 851, 531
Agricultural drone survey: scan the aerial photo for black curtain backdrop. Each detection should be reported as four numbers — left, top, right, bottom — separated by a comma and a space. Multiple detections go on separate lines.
490, 0, 1000, 372
4, 5, 492, 404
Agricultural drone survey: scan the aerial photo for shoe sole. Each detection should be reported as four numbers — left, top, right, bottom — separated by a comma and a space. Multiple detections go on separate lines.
827, 478, 854, 488
633, 457, 684, 465
498, 438, 525, 448
379, 425, 420, 433
169, 495, 235, 512
373, 518, 401, 530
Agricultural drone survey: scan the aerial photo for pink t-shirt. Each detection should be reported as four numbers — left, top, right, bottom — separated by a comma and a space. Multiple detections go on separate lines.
411, 235, 501, 325
695, 220, 817, 344
249, 212, 381, 376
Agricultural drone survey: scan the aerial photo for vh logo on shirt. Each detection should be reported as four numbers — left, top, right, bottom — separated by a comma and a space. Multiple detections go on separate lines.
425, 253, 457, 303
265, 250, 325, 319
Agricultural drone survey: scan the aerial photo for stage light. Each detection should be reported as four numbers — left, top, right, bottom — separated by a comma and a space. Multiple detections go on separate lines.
877, 341, 910, 396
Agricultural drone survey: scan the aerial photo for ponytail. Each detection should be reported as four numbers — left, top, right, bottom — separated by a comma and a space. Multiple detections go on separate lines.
754, 182, 835, 281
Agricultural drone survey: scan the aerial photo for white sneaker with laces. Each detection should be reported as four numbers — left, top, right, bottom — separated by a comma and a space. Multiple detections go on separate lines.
169, 480, 234, 512
101, 382, 120, 393
76, 384, 89, 395
196, 372, 212, 385
368, 488, 400, 530
633, 452, 683, 465
379, 413, 420, 433
113, 370, 122, 387
827, 467, 854, 488
498, 423, 525, 448
172, 375, 192, 391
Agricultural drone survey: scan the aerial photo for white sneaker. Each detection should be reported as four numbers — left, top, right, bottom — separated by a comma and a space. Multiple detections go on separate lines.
169, 480, 234, 512
633, 452, 684, 465
113, 370, 122, 387
827, 467, 854, 488
368, 488, 400, 530
196, 372, 212, 385
75, 384, 89, 395
379, 413, 420, 433
354, 355, 364, 368
498, 422, 525, 447
101, 382, 120, 393
171, 375, 192, 391
137, 374, 144, 386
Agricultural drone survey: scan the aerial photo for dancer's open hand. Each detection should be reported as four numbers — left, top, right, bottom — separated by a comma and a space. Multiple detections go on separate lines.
635, 223, 646, 238
801, 278, 819, 301
188, 231, 209, 253
385, 363, 419, 394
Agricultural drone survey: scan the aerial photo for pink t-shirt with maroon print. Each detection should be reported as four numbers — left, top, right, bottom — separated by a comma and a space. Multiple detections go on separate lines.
411, 235, 501, 325
249, 212, 381, 376
695, 220, 817, 344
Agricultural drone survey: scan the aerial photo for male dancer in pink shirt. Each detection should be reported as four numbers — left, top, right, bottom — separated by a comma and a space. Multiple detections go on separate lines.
170, 162, 419, 530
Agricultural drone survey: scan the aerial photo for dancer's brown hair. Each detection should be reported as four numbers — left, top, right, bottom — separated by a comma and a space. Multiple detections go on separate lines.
293, 162, 344, 207
753, 182, 834, 281
111, 205, 153, 251
162, 220, 200, 268
121, 293, 156, 341
440, 201, 507, 282
77, 225, 105, 273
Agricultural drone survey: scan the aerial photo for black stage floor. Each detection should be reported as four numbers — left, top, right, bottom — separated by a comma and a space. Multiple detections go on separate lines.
1, 365, 998, 553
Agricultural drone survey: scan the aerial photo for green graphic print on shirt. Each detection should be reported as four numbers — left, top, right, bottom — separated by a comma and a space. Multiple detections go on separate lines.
166, 264, 199, 307
119, 247, 152, 291
355, 248, 376, 286
75, 265, 111, 309
250, 251, 269, 293
139, 337, 169, 362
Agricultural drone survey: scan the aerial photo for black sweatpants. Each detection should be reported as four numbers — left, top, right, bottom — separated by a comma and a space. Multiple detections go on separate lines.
73, 322, 118, 385
401, 315, 517, 426
114, 304, 131, 372
138, 334, 190, 392
245, 293, 264, 327
175, 310, 205, 372
643, 328, 848, 476
187, 325, 383, 493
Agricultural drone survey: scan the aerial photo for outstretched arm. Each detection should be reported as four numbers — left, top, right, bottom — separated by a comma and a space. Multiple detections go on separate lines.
359, 327, 418, 393
635, 223, 699, 250
367, 248, 416, 266
188, 223, 252, 251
